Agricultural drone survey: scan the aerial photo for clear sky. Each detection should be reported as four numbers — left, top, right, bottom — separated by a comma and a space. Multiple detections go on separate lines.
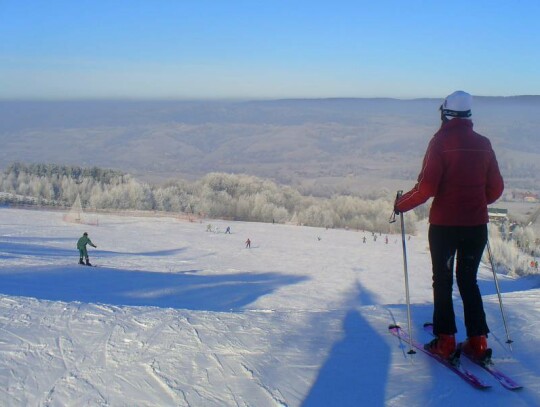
1, 0, 539, 100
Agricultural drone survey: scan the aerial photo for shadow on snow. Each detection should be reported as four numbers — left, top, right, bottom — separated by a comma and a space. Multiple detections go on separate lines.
0, 265, 307, 312
0, 239, 188, 258
302, 282, 390, 407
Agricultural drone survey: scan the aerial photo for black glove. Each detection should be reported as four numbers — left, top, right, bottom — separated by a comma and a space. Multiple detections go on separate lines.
393, 190, 403, 215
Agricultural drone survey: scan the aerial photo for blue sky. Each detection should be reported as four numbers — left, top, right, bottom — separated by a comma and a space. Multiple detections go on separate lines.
1, 1, 539, 100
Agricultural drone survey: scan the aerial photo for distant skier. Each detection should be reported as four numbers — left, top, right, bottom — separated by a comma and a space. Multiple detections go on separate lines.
394, 91, 504, 362
245, 238, 251, 248
77, 232, 97, 266
225, 226, 231, 234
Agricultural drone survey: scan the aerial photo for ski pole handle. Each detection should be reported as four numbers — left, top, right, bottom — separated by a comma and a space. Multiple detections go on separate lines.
389, 190, 403, 223
395, 190, 403, 209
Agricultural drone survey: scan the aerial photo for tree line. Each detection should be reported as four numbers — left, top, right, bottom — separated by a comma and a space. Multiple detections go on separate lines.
0, 163, 415, 233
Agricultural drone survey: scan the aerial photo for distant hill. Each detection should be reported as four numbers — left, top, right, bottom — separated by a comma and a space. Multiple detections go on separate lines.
1, 97, 539, 195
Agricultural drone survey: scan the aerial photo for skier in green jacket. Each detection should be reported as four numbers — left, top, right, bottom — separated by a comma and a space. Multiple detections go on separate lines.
77, 232, 97, 266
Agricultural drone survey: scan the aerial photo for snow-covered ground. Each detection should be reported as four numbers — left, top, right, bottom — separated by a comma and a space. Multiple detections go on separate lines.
0, 207, 539, 406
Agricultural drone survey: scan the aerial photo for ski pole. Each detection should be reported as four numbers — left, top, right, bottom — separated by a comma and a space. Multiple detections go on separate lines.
486, 239, 513, 345
392, 191, 416, 354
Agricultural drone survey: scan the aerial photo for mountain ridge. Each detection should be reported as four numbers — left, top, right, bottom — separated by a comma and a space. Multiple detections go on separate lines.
1, 97, 539, 194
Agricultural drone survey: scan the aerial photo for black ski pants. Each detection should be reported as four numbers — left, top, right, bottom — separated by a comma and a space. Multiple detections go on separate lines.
429, 224, 489, 338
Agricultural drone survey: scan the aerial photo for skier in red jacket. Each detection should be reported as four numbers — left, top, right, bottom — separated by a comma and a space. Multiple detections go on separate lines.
395, 91, 504, 361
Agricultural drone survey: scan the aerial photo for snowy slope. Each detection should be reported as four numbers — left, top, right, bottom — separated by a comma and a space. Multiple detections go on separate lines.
0, 207, 539, 406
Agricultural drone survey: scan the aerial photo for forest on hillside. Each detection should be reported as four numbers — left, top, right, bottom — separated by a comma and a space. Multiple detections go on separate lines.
0, 163, 415, 233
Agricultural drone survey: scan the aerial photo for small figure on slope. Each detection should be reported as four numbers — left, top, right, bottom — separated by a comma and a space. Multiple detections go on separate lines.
245, 238, 251, 249
395, 91, 504, 362
77, 232, 97, 266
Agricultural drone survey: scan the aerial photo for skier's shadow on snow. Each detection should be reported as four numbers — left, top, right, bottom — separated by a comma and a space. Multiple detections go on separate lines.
0, 265, 307, 311
0, 238, 189, 259
0, 241, 77, 257
302, 284, 389, 407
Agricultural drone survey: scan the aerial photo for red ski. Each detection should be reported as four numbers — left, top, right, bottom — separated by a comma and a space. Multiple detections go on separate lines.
389, 324, 490, 389
423, 323, 522, 390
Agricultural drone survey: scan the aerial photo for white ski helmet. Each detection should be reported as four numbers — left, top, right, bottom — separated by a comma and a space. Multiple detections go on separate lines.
440, 90, 472, 119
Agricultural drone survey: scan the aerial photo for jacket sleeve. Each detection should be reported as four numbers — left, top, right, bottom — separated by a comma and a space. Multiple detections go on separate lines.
396, 138, 442, 213
485, 149, 504, 204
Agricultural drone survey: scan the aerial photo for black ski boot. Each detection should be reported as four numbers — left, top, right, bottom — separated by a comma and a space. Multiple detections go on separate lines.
79, 258, 85, 265
85, 259, 92, 266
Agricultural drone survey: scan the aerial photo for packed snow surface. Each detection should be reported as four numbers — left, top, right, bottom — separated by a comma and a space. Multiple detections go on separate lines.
0, 208, 539, 406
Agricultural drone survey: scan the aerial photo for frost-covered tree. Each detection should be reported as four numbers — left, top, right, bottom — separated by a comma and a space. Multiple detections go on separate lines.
0, 163, 424, 233
486, 224, 535, 276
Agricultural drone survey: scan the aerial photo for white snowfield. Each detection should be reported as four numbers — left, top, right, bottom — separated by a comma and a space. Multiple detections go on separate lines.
0, 207, 539, 407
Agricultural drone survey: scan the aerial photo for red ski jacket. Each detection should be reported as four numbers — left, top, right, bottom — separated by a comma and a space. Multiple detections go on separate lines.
395, 118, 504, 226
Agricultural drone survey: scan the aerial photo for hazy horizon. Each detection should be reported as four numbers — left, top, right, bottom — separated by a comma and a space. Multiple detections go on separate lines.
1, 98, 539, 196
2, 94, 540, 104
